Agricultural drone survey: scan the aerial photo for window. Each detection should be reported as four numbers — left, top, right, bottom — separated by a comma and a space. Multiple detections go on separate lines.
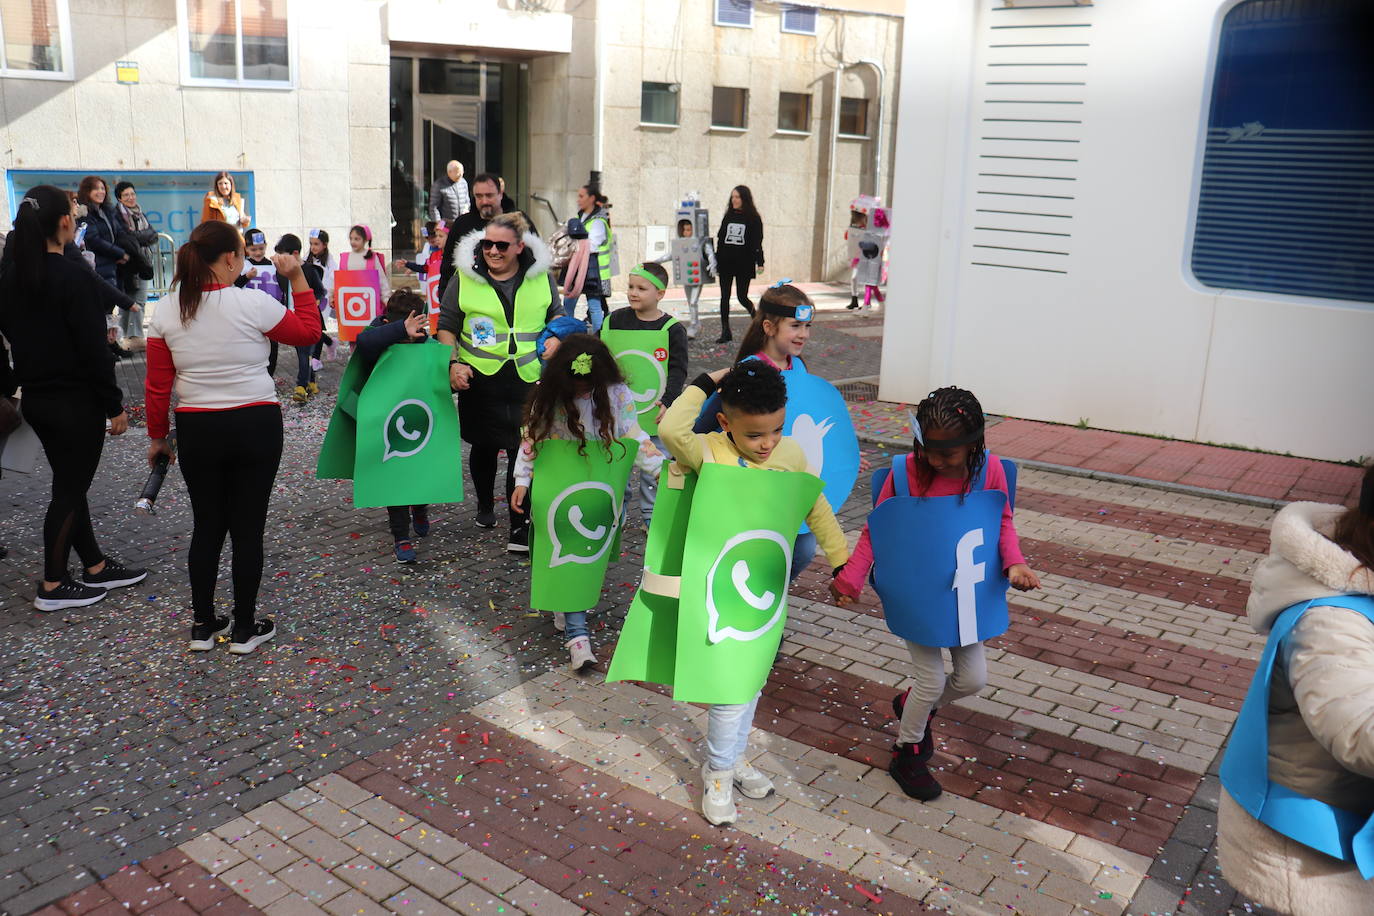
640, 81, 679, 126
781, 5, 817, 35
711, 87, 748, 130
0, 0, 73, 80
180, 0, 292, 87
1191, 0, 1373, 303
714, 0, 752, 28
777, 91, 812, 132
839, 97, 869, 137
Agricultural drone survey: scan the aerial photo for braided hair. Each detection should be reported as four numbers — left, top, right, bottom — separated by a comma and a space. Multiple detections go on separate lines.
912, 386, 987, 498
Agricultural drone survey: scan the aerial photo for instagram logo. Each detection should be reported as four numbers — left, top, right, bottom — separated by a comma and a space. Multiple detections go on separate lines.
337, 286, 377, 325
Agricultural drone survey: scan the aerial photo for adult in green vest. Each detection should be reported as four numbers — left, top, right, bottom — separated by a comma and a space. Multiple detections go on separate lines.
437, 211, 561, 552
561, 184, 616, 333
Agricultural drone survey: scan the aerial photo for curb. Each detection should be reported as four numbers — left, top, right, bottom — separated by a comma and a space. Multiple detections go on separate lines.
854, 432, 1288, 511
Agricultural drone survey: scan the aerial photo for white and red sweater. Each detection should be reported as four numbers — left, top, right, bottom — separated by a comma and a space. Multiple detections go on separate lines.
145, 283, 322, 439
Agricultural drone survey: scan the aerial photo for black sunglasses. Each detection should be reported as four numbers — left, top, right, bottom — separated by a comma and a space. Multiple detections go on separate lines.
479, 239, 512, 252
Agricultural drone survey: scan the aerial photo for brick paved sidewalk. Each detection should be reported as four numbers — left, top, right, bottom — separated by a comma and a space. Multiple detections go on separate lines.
850, 400, 1364, 506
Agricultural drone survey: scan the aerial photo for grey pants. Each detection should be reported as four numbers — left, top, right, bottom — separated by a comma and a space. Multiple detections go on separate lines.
898, 642, 988, 745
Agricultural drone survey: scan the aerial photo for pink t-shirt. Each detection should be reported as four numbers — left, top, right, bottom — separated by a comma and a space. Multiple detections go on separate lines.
833, 453, 1027, 598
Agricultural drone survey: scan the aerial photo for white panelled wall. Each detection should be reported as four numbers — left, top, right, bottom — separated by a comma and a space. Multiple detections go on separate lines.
879, 0, 1373, 463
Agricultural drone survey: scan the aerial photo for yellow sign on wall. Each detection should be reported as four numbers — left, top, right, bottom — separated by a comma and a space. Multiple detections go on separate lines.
115, 61, 139, 84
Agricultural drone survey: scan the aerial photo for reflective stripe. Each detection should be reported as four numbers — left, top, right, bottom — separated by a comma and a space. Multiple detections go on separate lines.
514, 350, 541, 367
512, 331, 543, 341
460, 340, 505, 361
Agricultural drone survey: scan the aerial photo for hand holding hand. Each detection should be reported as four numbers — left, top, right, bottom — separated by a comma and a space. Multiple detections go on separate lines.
1008, 564, 1040, 591
394, 259, 407, 271
148, 437, 176, 467
449, 361, 473, 391
828, 582, 853, 607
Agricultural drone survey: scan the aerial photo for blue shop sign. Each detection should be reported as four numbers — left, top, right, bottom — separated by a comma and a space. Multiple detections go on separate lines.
5, 169, 256, 247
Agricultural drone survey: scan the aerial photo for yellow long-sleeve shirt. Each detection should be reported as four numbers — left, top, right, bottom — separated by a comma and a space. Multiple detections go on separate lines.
661, 382, 850, 570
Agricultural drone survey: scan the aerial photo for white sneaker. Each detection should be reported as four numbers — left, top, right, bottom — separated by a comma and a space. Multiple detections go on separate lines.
701, 764, 737, 826
733, 762, 775, 799
566, 636, 595, 672
553, 612, 566, 632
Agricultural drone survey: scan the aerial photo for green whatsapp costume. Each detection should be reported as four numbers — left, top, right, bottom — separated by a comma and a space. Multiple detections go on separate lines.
529, 437, 640, 613
600, 321, 678, 436
607, 451, 822, 704
316, 339, 464, 508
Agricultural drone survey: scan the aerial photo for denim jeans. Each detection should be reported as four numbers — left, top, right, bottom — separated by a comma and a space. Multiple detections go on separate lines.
705, 691, 762, 771
790, 530, 817, 582
562, 611, 589, 641
562, 294, 606, 332
295, 345, 315, 387
625, 435, 665, 526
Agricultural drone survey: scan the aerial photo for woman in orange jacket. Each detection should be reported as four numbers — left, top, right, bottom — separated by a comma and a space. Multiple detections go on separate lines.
200, 172, 250, 229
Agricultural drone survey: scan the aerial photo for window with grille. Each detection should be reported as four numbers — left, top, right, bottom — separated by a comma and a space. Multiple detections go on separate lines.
839, 97, 869, 137
1191, 0, 1373, 303
641, 82, 679, 126
781, 6, 817, 35
181, 0, 292, 87
712, 87, 749, 129
715, 0, 753, 28
0, 0, 72, 79
778, 92, 812, 132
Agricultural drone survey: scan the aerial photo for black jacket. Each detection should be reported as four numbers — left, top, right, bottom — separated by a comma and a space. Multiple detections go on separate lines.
79, 201, 125, 284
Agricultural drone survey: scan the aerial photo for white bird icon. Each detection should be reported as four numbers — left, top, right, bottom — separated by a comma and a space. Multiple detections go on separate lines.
791, 414, 834, 475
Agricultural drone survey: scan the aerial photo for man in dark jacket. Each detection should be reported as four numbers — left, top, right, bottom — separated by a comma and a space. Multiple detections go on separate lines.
436, 173, 536, 299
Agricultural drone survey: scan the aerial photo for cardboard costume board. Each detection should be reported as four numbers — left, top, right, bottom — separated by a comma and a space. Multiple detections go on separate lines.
528, 437, 640, 613
600, 325, 675, 436
333, 269, 383, 342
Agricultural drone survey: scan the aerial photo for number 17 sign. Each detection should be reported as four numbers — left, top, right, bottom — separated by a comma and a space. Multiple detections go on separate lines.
334, 269, 382, 342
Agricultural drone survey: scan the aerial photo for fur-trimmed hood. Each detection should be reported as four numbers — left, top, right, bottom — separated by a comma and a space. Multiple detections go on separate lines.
1247, 501, 1374, 633
454, 229, 551, 284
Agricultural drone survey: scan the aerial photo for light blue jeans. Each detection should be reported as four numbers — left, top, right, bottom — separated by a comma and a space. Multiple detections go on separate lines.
562, 294, 605, 332
626, 435, 666, 526
562, 611, 590, 641
791, 531, 817, 582
706, 690, 762, 771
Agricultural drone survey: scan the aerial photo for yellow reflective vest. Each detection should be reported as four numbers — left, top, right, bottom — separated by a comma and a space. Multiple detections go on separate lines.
457, 272, 548, 383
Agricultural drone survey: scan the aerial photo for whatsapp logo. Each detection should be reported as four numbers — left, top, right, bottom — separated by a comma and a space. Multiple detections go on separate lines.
705, 530, 792, 644
547, 482, 620, 567
382, 399, 434, 462
618, 349, 666, 409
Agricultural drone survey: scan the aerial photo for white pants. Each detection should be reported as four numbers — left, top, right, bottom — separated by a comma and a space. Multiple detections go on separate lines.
898, 642, 988, 745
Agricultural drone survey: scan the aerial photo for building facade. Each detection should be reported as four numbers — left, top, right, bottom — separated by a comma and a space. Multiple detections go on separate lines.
1, 0, 903, 287
879, 0, 1373, 462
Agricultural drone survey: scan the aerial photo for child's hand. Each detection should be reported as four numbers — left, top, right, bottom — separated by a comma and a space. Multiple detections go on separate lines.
1008, 564, 1040, 591
510, 485, 528, 515
245, 266, 259, 279
542, 337, 561, 360
449, 361, 473, 391
393, 259, 407, 271
708, 367, 731, 383
641, 440, 661, 459
655, 403, 667, 426
402, 310, 426, 340
828, 582, 854, 607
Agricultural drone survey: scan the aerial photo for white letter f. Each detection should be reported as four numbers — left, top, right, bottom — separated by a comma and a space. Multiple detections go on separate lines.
952, 529, 986, 646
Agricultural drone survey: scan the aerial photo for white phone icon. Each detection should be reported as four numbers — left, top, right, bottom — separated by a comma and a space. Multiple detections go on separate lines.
568, 505, 607, 542
731, 561, 776, 611
394, 417, 423, 441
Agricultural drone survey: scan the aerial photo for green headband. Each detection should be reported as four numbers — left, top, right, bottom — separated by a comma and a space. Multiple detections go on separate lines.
630, 266, 666, 290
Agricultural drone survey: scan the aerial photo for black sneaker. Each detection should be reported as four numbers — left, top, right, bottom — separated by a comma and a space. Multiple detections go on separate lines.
33, 577, 107, 612
79, 558, 148, 590
189, 617, 232, 652
507, 524, 529, 554
890, 742, 943, 802
228, 619, 276, 655
475, 507, 496, 528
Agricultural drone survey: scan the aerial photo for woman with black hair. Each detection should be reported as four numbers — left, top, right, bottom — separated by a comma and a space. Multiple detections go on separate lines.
0, 185, 147, 612
714, 185, 765, 343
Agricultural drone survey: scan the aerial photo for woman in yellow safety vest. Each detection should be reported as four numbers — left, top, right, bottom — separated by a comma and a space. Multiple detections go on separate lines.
561, 184, 616, 332
436, 211, 561, 553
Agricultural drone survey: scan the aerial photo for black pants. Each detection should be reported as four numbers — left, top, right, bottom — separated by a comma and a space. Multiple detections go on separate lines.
23, 393, 107, 582
719, 272, 755, 327
177, 405, 283, 626
385, 505, 426, 541
469, 444, 526, 531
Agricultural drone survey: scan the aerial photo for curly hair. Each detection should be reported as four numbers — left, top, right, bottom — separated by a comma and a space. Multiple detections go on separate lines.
913, 386, 987, 498
719, 361, 787, 416
523, 333, 627, 459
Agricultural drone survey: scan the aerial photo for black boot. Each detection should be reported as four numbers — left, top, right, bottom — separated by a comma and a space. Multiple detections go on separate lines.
716, 320, 732, 344
892, 688, 937, 761
890, 741, 943, 801
847, 296, 860, 310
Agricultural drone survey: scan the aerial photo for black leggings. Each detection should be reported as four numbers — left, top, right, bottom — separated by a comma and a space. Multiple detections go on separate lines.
23, 394, 107, 582
469, 444, 521, 523
177, 405, 283, 626
719, 273, 755, 323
